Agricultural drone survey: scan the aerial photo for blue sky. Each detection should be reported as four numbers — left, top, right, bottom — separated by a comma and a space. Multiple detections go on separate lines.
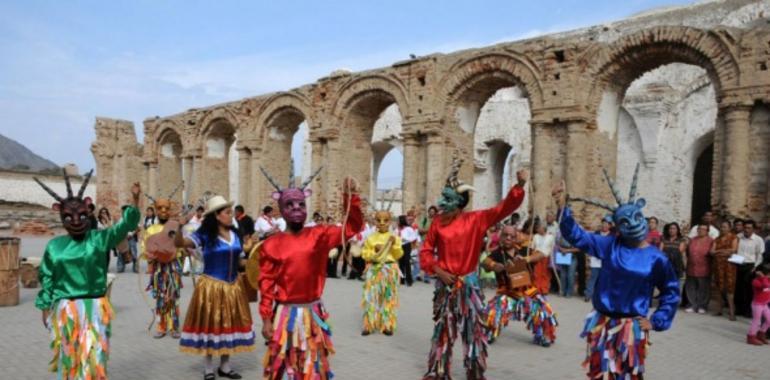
0, 0, 692, 183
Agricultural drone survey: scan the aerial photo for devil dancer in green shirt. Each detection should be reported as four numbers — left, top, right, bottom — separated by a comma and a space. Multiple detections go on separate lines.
34, 170, 141, 380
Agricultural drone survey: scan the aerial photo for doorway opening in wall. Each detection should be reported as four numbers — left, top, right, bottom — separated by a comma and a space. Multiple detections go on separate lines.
373, 144, 404, 215
465, 86, 531, 210
290, 121, 311, 209
690, 143, 713, 224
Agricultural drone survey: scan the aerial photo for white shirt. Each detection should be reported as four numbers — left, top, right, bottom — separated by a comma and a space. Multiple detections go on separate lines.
399, 226, 420, 244
546, 222, 559, 237
255, 215, 275, 237
590, 231, 613, 268
273, 217, 287, 232
688, 225, 719, 239
532, 233, 554, 257
737, 233, 764, 265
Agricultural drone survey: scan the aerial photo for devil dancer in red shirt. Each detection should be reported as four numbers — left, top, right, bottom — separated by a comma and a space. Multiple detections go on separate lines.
257, 167, 363, 380
420, 157, 527, 380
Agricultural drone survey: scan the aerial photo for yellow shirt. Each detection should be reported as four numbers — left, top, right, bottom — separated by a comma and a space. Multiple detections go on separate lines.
362, 231, 404, 263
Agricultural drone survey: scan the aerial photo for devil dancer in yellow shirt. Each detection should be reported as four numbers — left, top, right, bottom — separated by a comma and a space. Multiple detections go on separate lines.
361, 209, 404, 336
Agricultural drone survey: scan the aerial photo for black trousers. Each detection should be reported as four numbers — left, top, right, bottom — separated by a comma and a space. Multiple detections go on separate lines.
576, 251, 587, 296
735, 263, 755, 317
398, 243, 413, 285
348, 256, 365, 279
327, 245, 343, 278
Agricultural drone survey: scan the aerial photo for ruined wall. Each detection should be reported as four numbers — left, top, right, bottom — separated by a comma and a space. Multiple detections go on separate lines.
93, 0, 770, 225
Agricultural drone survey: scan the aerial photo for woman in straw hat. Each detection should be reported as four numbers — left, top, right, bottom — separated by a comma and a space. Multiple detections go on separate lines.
175, 195, 256, 380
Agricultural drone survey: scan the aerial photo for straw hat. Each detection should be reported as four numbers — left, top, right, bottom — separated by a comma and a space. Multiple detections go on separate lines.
203, 195, 234, 216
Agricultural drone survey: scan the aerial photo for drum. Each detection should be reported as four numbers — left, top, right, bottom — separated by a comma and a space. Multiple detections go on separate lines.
505, 258, 532, 289
19, 256, 41, 288
0, 237, 21, 307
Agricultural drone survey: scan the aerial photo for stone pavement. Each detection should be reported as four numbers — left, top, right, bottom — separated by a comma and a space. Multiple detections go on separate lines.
3, 237, 769, 379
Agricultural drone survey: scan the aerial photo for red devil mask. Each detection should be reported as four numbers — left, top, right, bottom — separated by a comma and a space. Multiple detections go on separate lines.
260, 165, 323, 230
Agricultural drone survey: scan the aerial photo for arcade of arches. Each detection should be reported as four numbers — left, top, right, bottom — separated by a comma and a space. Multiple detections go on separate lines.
91, 0, 770, 226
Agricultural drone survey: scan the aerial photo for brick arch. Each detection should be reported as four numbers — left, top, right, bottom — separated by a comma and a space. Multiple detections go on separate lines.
582, 26, 740, 118
331, 74, 410, 120
439, 52, 544, 115
331, 74, 409, 202
256, 92, 312, 146
155, 125, 184, 157
196, 108, 239, 152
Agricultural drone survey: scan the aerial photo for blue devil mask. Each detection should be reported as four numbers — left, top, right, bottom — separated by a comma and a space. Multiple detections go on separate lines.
570, 163, 649, 244
613, 199, 648, 243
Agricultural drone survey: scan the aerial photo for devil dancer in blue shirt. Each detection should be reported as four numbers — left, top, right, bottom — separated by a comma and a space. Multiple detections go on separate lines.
553, 164, 680, 380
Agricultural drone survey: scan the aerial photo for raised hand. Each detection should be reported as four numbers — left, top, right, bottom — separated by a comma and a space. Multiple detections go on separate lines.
516, 169, 529, 187
342, 177, 359, 195
130, 182, 142, 206
551, 180, 566, 206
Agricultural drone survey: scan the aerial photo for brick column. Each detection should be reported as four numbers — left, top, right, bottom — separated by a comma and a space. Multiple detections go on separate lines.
237, 147, 251, 207
147, 162, 158, 200
566, 121, 589, 219
402, 132, 422, 211
530, 122, 553, 218
181, 156, 193, 205
425, 133, 446, 206
721, 105, 752, 217
249, 147, 263, 213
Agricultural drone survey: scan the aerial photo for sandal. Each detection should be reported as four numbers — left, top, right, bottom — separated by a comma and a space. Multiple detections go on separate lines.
218, 369, 242, 379
204, 373, 215, 380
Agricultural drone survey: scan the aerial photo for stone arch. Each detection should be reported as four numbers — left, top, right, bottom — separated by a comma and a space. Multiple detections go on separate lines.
583, 26, 740, 118
332, 74, 410, 119
439, 52, 544, 112
197, 110, 239, 199
154, 125, 184, 203
258, 96, 314, 207
256, 92, 313, 137
439, 52, 540, 194
333, 75, 409, 202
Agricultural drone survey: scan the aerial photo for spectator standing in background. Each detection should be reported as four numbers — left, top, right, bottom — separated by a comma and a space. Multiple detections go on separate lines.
685, 224, 713, 314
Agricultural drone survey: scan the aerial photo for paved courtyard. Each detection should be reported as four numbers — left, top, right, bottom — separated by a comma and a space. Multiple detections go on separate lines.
3, 236, 769, 379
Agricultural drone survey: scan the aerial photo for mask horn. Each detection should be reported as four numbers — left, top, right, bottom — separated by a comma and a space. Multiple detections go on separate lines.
34, 177, 64, 203
628, 163, 640, 202
62, 168, 73, 198
289, 159, 295, 188
167, 181, 184, 200
386, 188, 397, 212
602, 168, 624, 206
144, 193, 158, 205
77, 169, 94, 199
300, 166, 323, 190
259, 166, 283, 192
568, 196, 616, 212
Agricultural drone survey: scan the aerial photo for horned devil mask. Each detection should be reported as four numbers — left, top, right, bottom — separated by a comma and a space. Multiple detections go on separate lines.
260, 165, 323, 226
570, 163, 649, 243
437, 155, 475, 213
34, 169, 94, 239
143, 181, 184, 223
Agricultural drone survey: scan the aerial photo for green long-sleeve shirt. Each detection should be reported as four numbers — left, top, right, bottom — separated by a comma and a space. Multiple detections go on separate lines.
35, 205, 140, 310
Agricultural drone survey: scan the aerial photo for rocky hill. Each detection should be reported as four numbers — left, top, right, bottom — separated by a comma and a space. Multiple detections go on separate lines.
0, 133, 59, 173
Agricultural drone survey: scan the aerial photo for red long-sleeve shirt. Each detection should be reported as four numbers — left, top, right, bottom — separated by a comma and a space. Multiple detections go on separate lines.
419, 185, 526, 277
752, 276, 770, 305
258, 194, 363, 321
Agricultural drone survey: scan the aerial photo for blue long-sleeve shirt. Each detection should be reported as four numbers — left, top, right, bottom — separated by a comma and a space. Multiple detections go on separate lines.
559, 207, 680, 331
